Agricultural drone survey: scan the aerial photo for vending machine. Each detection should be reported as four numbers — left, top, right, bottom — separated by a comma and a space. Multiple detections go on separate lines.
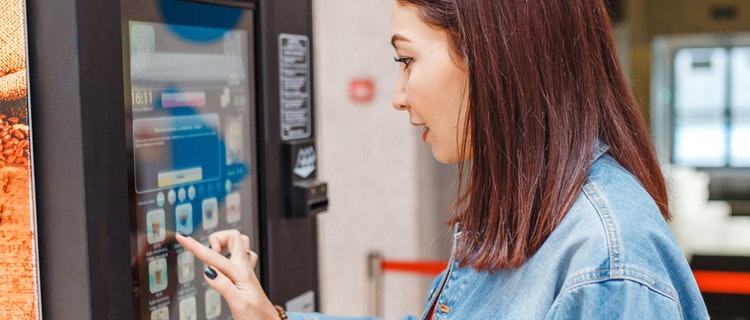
27, 0, 326, 318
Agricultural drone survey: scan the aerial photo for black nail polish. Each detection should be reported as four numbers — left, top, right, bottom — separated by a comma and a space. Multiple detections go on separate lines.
204, 267, 218, 280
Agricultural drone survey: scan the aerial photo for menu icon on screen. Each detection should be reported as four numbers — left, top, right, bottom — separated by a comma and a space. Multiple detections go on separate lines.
148, 258, 168, 293
175, 203, 194, 235
202, 197, 219, 230
146, 209, 166, 244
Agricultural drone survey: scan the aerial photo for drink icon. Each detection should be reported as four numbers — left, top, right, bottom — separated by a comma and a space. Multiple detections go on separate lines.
179, 296, 197, 320
146, 209, 166, 244
177, 251, 195, 284
226, 192, 241, 224
205, 288, 222, 319
150, 306, 168, 320
148, 258, 168, 293
175, 203, 193, 235
202, 197, 218, 230
151, 222, 160, 237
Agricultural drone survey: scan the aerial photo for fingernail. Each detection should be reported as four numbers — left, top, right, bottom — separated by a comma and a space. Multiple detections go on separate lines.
177, 232, 189, 237
204, 267, 217, 280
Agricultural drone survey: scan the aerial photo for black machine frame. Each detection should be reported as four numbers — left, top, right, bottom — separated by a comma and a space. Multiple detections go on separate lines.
27, 0, 322, 318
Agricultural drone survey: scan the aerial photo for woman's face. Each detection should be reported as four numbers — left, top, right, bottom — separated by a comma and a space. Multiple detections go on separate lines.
390, 2, 470, 163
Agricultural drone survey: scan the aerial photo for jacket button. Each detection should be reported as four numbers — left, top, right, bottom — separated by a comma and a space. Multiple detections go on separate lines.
438, 303, 451, 314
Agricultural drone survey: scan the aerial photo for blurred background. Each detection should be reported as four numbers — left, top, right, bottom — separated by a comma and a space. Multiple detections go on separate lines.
312, 0, 750, 319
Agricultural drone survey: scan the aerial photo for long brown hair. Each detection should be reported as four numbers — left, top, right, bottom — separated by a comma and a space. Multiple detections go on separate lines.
397, 0, 669, 271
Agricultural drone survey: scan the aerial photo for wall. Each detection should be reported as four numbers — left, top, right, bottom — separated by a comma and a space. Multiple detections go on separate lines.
313, 0, 453, 318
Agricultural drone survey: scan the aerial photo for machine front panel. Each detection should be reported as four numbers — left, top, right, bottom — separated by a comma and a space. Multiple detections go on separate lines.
123, 8, 258, 319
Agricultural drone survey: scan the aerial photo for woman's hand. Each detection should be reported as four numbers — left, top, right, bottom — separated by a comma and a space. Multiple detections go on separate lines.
175, 230, 280, 320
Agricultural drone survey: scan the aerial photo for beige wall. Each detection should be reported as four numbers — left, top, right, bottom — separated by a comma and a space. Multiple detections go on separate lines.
313, 1, 453, 318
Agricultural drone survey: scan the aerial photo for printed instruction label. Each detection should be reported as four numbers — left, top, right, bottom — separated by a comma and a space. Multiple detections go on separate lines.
279, 34, 312, 141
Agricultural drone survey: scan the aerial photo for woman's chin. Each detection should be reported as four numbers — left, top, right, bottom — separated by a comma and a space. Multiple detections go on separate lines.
430, 145, 471, 164
431, 149, 459, 164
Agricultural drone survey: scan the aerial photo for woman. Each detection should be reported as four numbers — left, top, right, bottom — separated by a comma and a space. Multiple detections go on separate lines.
177, 0, 709, 318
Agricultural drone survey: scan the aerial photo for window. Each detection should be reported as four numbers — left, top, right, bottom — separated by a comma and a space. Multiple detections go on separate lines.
672, 46, 750, 168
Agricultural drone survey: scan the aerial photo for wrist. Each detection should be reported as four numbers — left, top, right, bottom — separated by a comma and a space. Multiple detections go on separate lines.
274, 305, 288, 320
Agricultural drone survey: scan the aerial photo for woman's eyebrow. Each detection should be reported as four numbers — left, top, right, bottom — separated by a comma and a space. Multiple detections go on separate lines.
391, 34, 410, 48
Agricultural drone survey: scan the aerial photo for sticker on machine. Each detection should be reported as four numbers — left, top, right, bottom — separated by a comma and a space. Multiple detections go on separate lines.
279, 33, 311, 141
294, 146, 316, 178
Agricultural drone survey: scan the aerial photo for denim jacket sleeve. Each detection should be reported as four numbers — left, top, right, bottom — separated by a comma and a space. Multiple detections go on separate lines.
546, 279, 693, 319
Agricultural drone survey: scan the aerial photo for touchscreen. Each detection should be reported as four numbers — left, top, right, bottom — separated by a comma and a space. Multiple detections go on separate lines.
127, 21, 256, 320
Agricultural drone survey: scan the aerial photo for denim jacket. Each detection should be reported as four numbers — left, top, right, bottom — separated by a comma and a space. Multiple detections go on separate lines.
289, 146, 709, 320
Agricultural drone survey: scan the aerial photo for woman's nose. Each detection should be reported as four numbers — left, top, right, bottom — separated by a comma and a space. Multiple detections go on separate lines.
393, 99, 407, 110
392, 77, 408, 110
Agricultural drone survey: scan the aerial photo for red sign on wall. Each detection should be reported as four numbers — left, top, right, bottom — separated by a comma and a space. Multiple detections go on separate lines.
349, 78, 375, 103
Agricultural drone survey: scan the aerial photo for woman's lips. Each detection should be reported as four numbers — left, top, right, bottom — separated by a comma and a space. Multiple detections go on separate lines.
411, 122, 428, 143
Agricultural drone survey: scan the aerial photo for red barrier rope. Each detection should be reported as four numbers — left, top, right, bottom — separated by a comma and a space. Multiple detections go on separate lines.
379, 259, 750, 296
380, 260, 447, 276
693, 270, 750, 295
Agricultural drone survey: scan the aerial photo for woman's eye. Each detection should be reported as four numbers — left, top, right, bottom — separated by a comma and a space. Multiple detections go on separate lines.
393, 57, 413, 68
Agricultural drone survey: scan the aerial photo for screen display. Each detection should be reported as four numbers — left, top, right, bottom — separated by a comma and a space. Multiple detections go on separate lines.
126, 20, 257, 320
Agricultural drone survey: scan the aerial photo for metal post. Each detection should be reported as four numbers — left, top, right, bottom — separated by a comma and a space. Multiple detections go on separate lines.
367, 251, 383, 318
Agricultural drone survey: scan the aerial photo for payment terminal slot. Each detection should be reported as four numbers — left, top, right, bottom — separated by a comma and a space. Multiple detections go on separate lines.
284, 139, 329, 218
